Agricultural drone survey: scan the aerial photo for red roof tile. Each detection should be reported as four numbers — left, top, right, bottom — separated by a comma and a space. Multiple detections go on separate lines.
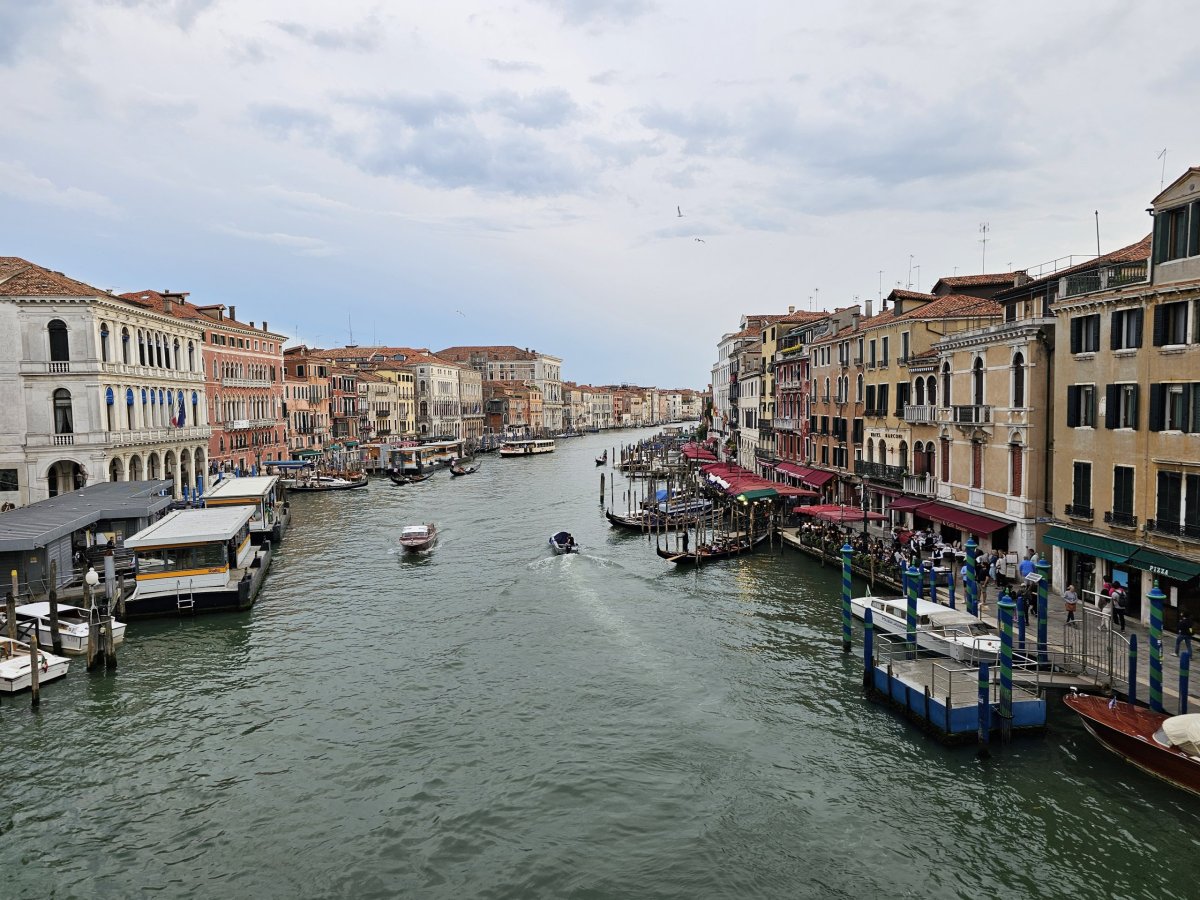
0, 257, 108, 298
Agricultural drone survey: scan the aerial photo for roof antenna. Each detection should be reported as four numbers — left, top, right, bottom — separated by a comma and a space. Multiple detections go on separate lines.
1095, 210, 1101, 259
979, 223, 990, 272
347, 313, 355, 347
1158, 148, 1168, 191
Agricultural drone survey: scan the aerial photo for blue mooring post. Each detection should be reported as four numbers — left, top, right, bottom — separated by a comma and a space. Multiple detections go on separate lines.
998, 592, 1016, 743
1036, 555, 1050, 667
947, 574, 956, 610
906, 564, 920, 655
977, 661, 991, 757
1149, 580, 1166, 714
841, 543, 853, 654
1181, 651, 1191, 715
965, 537, 978, 617
1015, 589, 1025, 653
1128, 634, 1139, 705
931, 568, 939, 606
863, 608, 875, 690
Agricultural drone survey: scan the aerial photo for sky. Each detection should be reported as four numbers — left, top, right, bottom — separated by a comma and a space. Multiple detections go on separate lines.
2, 1, 1199, 388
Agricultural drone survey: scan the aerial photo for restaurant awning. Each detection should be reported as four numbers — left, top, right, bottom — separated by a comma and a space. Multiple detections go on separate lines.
737, 488, 778, 501
293, 450, 320, 458
917, 501, 1009, 535
1127, 546, 1200, 583
1042, 525, 1136, 565
889, 496, 928, 513
775, 462, 810, 479
800, 469, 837, 489
812, 507, 889, 524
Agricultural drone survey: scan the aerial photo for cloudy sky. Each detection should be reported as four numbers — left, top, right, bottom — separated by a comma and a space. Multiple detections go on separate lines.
2, 1, 1197, 387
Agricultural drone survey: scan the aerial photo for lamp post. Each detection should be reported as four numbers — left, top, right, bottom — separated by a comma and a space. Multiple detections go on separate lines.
84, 566, 99, 611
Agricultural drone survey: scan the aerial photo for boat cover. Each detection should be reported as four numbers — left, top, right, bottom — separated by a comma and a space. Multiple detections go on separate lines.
926, 609, 983, 628
1162, 714, 1200, 756
552, 531, 571, 543
401, 525, 430, 536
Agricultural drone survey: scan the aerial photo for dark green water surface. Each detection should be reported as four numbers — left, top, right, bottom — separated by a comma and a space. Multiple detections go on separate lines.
3, 428, 1197, 899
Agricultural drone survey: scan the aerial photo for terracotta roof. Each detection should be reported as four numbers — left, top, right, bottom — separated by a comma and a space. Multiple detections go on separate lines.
401, 352, 461, 369
437, 345, 540, 362
318, 345, 428, 361
778, 309, 828, 325
930, 272, 1021, 291
896, 293, 1003, 321
997, 235, 1152, 296
120, 289, 285, 337
888, 289, 934, 302
0, 257, 109, 298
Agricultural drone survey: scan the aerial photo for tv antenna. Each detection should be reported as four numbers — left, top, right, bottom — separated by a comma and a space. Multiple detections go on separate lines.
1158, 148, 1168, 191
979, 223, 990, 271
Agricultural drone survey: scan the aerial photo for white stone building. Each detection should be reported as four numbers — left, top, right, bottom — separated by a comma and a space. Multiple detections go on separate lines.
404, 353, 463, 438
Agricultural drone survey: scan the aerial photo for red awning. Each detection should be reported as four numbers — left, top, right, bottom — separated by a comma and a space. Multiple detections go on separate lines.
773, 485, 819, 497
813, 507, 889, 524
801, 469, 837, 488
889, 496, 929, 513
794, 504, 843, 516
917, 501, 1009, 535
775, 462, 810, 479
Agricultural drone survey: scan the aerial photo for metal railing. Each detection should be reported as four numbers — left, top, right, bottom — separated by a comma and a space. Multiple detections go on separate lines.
855, 459, 906, 485
1062, 261, 1148, 298
1104, 510, 1138, 528
1064, 503, 1093, 520
1146, 519, 1200, 540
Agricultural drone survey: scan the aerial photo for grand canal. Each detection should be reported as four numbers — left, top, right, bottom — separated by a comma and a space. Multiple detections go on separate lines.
3, 428, 1197, 899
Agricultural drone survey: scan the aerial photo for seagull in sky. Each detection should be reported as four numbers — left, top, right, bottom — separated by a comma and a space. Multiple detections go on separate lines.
455, 310, 466, 317
677, 206, 683, 218
694, 238, 705, 243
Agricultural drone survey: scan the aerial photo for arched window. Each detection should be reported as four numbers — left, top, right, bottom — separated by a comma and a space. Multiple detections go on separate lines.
48, 319, 69, 362
856, 373, 863, 402
173, 339, 181, 370
925, 443, 936, 478
941, 363, 951, 408
100, 323, 110, 362
972, 357, 984, 406
899, 440, 909, 471
914, 379, 925, 405
121, 327, 131, 364
878, 440, 887, 464
927, 375, 937, 408
155, 335, 164, 368
866, 438, 875, 463
53, 388, 73, 433
940, 436, 950, 482
1010, 440, 1023, 496
1011, 352, 1025, 408
138, 331, 146, 366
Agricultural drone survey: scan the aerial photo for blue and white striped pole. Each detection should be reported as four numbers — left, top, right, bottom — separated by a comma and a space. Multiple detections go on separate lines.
998, 592, 1016, 730
1015, 589, 1025, 653
906, 563, 920, 655
863, 608, 875, 690
947, 573, 956, 610
1036, 555, 1050, 667
1149, 580, 1166, 714
977, 661, 991, 755
841, 542, 854, 654
1128, 634, 1139, 705
965, 537, 978, 617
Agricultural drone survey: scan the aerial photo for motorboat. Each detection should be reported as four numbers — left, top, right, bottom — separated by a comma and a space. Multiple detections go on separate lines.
850, 595, 1001, 664
7, 602, 126, 656
289, 474, 368, 492
399, 524, 438, 553
0, 636, 70, 693
1064, 693, 1200, 798
549, 531, 578, 554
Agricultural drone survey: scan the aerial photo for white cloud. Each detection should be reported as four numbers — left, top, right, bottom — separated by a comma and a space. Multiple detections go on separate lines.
0, 161, 121, 217
211, 224, 337, 257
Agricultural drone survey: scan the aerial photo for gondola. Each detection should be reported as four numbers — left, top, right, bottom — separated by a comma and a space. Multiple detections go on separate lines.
449, 465, 479, 477
595, 452, 608, 466
605, 509, 691, 532
656, 531, 769, 565
388, 472, 410, 486
289, 474, 368, 492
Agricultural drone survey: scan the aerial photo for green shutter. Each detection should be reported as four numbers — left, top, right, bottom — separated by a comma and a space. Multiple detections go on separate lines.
1105, 384, 1118, 429
1149, 384, 1165, 431
1066, 385, 1080, 428
1154, 212, 1169, 264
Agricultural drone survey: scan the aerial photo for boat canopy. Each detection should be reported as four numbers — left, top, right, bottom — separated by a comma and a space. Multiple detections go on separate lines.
125, 507, 255, 548
401, 525, 430, 536
1162, 714, 1200, 756
204, 475, 280, 501
926, 608, 988, 629
552, 531, 571, 542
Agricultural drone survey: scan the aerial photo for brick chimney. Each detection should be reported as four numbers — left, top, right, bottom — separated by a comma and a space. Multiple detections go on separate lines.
228, 305, 237, 322
262, 321, 268, 332
162, 294, 173, 315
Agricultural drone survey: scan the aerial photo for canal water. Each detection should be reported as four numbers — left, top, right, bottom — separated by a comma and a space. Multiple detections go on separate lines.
3, 428, 1197, 899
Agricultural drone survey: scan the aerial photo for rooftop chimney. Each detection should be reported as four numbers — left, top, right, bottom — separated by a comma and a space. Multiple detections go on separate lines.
788, 305, 795, 314
865, 298, 873, 318
228, 305, 237, 322
262, 321, 268, 332
162, 295, 173, 315
250, 321, 256, 329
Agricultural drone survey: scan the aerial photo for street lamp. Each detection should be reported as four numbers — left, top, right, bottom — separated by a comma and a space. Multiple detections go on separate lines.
85, 566, 99, 613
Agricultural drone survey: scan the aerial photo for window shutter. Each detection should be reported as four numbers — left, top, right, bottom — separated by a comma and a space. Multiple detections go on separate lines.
1191, 202, 1200, 258
1153, 305, 1167, 346
1187, 473, 1200, 526
879, 384, 889, 413
1066, 385, 1080, 428
1110, 314, 1121, 350
1149, 383, 1165, 431
852, 418, 863, 444
1184, 384, 1194, 434
1133, 308, 1144, 348
1089, 316, 1100, 351
865, 385, 875, 412
1105, 384, 1118, 429
1130, 384, 1139, 430
1070, 318, 1082, 354
1154, 212, 1169, 264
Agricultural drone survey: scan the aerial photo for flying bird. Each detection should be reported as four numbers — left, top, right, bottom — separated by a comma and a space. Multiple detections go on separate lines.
694, 238, 705, 243
455, 310, 466, 317
677, 206, 683, 218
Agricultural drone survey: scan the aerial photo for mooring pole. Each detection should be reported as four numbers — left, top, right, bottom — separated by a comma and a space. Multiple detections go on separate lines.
977, 661, 991, 759
906, 563, 919, 656
965, 537, 978, 617
841, 542, 853, 654
47, 559, 63, 655
1128, 634, 1138, 705
1149, 580, 1166, 714
998, 593, 1016, 743
947, 574, 956, 610
1181, 651, 1191, 715
29, 627, 40, 708
6, 569, 18, 640
1016, 590, 1025, 654
863, 608, 875, 691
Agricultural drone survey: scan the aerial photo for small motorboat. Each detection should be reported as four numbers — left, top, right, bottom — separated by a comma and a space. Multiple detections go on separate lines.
6, 602, 126, 656
549, 531, 578, 554
289, 474, 368, 492
1064, 693, 1200, 798
449, 464, 479, 477
399, 523, 438, 553
0, 636, 71, 693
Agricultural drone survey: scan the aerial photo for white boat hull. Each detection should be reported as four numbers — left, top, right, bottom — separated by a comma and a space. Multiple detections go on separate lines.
26, 621, 126, 656
0, 644, 71, 693
851, 597, 1000, 664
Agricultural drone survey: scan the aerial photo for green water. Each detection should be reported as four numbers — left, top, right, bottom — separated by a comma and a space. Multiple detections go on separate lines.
3, 428, 1197, 899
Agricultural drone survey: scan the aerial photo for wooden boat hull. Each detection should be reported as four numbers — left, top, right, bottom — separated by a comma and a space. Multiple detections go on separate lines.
400, 538, 437, 552
450, 467, 478, 477
1064, 694, 1200, 798
290, 479, 368, 492
605, 510, 690, 532
657, 532, 769, 565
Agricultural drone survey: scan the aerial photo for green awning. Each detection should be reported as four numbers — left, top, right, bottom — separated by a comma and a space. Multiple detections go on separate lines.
345, 441, 359, 448
1043, 525, 1136, 564
737, 488, 778, 501
1127, 546, 1200, 583
294, 450, 320, 458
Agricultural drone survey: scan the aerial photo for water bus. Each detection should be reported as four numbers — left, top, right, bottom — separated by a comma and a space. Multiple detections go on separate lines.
203, 474, 289, 545
499, 438, 556, 457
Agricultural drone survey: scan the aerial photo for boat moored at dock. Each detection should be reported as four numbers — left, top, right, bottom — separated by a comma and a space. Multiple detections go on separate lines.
122, 506, 271, 618
5, 603, 126, 656
499, 438, 556, 457
850, 595, 1001, 664
0, 636, 70, 693
203, 474, 289, 545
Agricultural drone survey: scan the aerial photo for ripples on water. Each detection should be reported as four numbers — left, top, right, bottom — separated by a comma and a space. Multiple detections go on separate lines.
4, 429, 1198, 899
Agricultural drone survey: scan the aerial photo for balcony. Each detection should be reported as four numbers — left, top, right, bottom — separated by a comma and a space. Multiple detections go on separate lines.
903, 405, 937, 424
49, 361, 70, 374
855, 459, 906, 486
1062, 260, 1148, 298
1064, 503, 1093, 520
53, 433, 74, 445
108, 425, 212, 448
1146, 519, 1200, 540
1104, 510, 1138, 529
222, 377, 273, 388
774, 417, 798, 432
952, 404, 992, 425
902, 473, 937, 496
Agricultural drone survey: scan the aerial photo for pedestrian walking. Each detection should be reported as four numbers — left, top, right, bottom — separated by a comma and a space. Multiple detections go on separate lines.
1111, 585, 1127, 632
1177, 611, 1193, 657
1098, 593, 1112, 632
1064, 585, 1079, 627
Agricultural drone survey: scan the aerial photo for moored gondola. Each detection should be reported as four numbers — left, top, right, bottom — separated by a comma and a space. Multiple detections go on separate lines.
656, 531, 769, 565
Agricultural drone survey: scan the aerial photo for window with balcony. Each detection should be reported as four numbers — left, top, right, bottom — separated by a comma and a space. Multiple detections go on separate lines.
1109, 465, 1135, 527
868, 340, 877, 367
48, 319, 69, 363
100, 324, 110, 362
1110, 308, 1143, 350
1069, 461, 1092, 518
894, 382, 909, 416
1070, 314, 1101, 354
972, 358, 985, 405
881, 337, 890, 366
1153, 301, 1190, 346
941, 363, 950, 408
53, 388, 73, 434
1066, 384, 1096, 428
1105, 384, 1139, 430
900, 332, 910, 363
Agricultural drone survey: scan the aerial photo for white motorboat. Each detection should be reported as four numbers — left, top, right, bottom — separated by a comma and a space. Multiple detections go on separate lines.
850, 595, 1002, 664
8, 602, 126, 656
0, 636, 70, 693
